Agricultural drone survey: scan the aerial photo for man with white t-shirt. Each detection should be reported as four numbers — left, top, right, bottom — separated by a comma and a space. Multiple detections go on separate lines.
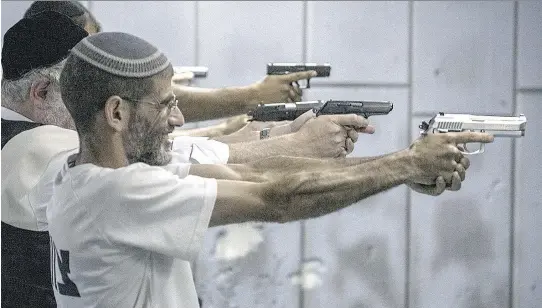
1, 11, 373, 306
41, 31, 493, 307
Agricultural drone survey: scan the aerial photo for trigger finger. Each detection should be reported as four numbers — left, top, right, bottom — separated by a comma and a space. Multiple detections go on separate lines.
357, 125, 375, 134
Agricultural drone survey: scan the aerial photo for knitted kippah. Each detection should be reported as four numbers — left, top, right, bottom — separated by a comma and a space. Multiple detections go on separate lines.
2, 11, 88, 80
70, 32, 171, 78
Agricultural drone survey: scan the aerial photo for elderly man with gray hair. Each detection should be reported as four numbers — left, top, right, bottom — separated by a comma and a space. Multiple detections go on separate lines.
1, 11, 87, 140
1, 11, 88, 307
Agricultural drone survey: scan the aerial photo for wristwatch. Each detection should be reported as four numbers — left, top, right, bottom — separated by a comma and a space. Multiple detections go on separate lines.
260, 127, 271, 140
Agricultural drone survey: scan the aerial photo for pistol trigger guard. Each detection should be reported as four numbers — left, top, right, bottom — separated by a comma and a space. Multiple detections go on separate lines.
460, 143, 484, 155
296, 80, 308, 90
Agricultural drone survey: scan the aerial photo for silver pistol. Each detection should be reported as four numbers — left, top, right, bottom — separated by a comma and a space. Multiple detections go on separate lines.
419, 112, 527, 155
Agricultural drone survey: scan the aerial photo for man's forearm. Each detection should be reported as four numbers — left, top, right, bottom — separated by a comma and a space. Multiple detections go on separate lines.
174, 84, 257, 122
206, 150, 419, 226
171, 114, 250, 139
227, 134, 318, 163
170, 125, 229, 138
212, 132, 258, 144
189, 153, 396, 183
265, 149, 417, 222
248, 154, 392, 174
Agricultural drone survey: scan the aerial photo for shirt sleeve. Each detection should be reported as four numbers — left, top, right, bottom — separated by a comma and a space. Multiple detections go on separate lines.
172, 136, 229, 164
100, 164, 217, 261
159, 160, 192, 178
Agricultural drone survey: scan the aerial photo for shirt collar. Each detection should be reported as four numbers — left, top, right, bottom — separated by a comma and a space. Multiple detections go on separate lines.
1, 106, 34, 122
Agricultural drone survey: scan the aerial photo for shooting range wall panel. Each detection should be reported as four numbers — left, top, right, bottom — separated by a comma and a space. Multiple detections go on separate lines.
194, 222, 302, 308
412, 2, 515, 115
513, 92, 542, 308
0, 1, 34, 42
517, 2, 542, 89
91, 1, 197, 69
193, 3, 304, 306
196, 1, 304, 88
306, 2, 409, 85
302, 87, 410, 308
408, 116, 512, 308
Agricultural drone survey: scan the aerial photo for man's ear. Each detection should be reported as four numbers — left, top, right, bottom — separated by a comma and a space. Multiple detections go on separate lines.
29, 80, 50, 105
103, 96, 130, 132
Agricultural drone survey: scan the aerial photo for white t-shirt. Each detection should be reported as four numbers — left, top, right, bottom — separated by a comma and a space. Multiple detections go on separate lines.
171, 136, 229, 164
47, 152, 217, 308
1, 125, 79, 230
2, 124, 229, 231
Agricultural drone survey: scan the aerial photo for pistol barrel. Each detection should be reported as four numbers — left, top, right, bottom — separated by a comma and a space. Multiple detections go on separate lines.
267, 63, 331, 77
248, 101, 324, 122
490, 130, 525, 137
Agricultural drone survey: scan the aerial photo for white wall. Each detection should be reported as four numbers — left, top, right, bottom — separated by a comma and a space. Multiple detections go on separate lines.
1, 1, 540, 307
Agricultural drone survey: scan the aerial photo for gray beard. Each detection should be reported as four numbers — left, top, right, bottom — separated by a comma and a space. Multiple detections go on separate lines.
123, 109, 172, 166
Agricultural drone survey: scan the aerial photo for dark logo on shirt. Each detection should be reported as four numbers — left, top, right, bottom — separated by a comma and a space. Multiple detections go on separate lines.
50, 237, 81, 297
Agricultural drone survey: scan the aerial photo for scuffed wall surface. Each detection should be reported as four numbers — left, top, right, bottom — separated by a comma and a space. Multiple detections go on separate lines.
1, 1, 540, 307
194, 222, 301, 308
409, 118, 513, 308
197, 1, 304, 88
305, 2, 410, 84
514, 92, 542, 308
412, 2, 515, 115
514, 3, 542, 305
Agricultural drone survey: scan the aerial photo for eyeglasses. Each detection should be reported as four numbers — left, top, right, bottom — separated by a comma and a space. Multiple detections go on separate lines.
121, 94, 178, 114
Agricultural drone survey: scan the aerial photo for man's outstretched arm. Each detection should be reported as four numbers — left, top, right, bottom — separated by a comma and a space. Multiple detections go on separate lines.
189, 154, 386, 183
226, 114, 371, 162
208, 149, 416, 227
170, 115, 250, 139
191, 132, 494, 227
173, 71, 316, 122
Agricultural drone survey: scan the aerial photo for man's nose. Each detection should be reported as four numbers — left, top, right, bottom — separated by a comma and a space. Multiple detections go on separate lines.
168, 106, 185, 127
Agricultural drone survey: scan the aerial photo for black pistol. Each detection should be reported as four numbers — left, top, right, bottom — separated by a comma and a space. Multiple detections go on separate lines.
248, 101, 325, 122
316, 100, 393, 118
267, 62, 331, 88
248, 100, 393, 122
